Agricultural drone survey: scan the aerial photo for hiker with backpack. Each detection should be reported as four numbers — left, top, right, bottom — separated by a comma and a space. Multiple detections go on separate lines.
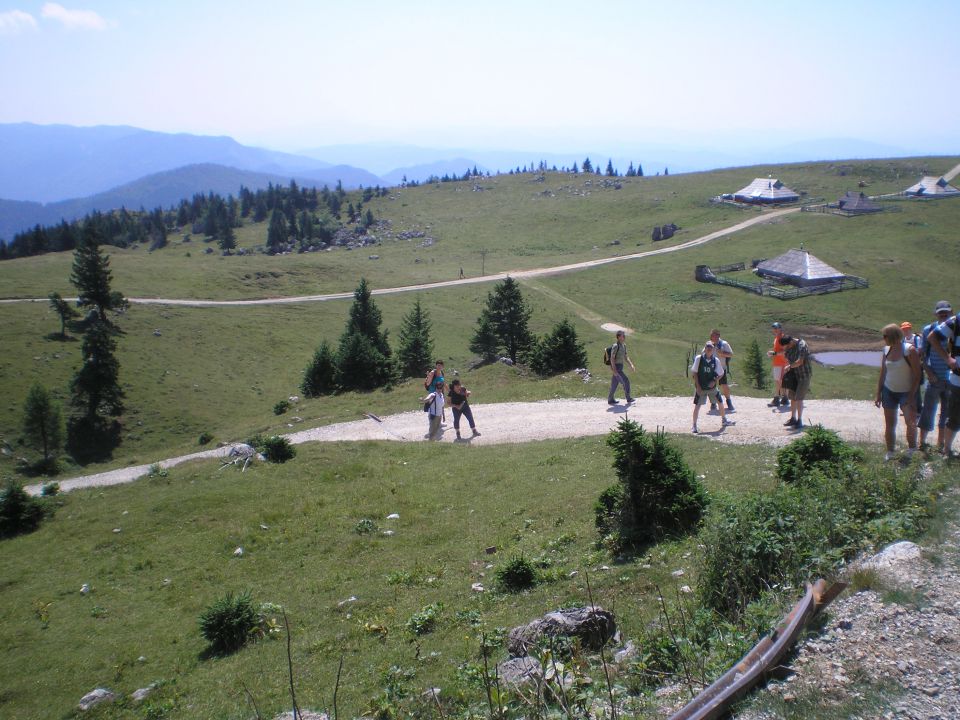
423, 380, 446, 440
919, 300, 953, 452
927, 305, 960, 458
605, 330, 636, 405
424, 359, 446, 424
691, 341, 731, 434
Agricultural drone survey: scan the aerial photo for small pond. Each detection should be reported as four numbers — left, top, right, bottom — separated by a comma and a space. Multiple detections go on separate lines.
813, 350, 882, 368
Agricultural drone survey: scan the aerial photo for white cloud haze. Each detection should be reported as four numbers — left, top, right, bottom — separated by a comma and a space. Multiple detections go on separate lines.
0, 9, 36, 33
40, 3, 110, 31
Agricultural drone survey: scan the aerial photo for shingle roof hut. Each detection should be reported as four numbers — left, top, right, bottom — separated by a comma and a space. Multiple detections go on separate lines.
733, 178, 800, 204
755, 248, 845, 287
903, 176, 960, 198
834, 191, 882, 214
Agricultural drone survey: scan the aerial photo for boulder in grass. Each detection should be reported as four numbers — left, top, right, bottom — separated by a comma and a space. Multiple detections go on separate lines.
507, 606, 617, 657
79, 688, 116, 711
496, 656, 543, 688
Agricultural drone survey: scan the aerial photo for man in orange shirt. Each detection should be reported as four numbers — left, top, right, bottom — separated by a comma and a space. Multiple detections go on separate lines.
767, 322, 790, 407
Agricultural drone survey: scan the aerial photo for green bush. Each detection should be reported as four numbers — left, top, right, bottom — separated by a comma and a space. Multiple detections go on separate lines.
776, 424, 864, 483
528, 318, 588, 376
248, 435, 296, 463
273, 399, 291, 415
198, 590, 258, 654
0, 480, 47, 539
596, 421, 707, 551
496, 554, 538, 592
197, 431, 214, 445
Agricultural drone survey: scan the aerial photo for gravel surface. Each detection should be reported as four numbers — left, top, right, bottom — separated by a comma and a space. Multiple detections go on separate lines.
28, 395, 896, 494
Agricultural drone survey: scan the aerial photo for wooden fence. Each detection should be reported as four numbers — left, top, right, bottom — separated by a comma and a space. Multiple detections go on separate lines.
696, 263, 868, 300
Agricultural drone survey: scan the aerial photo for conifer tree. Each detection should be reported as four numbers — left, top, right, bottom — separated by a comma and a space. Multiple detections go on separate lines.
743, 339, 769, 390
529, 319, 588, 376
66, 319, 124, 462
336, 278, 394, 391
397, 298, 434, 378
605, 159, 616, 176
474, 277, 533, 364
301, 340, 337, 397
582, 157, 593, 173
469, 311, 499, 364
22, 383, 62, 471
70, 225, 127, 322
49, 291, 79, 338
266, 209, 288, 253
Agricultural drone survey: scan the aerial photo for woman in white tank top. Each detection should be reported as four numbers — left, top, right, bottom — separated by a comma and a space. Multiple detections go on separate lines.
875, 324, 921, 460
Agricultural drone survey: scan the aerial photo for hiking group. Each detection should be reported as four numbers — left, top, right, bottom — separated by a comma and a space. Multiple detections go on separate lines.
879, 299, 960, 461
421, 359, 482, 442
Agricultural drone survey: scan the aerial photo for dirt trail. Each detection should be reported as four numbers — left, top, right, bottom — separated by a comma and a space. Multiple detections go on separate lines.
27, 395, 897, 496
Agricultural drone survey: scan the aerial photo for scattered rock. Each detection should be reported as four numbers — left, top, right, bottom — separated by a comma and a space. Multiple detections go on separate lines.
78, 688, 116, 711
131, 684, 156, 703
80, 583, 90, 595
497, 656, 543, 687
233, 547, 244, 557
507, 606, 617, 657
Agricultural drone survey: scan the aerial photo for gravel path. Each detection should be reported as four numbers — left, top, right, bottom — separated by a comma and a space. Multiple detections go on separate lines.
27, 395, 897, 495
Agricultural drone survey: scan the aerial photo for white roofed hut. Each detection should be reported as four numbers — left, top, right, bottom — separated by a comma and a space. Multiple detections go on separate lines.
903, 176, 960, 198
755, 248, 846, 288
733, 178, 800, 204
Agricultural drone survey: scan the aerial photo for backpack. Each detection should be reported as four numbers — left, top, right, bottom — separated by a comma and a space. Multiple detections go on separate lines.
602, 344, 615, 366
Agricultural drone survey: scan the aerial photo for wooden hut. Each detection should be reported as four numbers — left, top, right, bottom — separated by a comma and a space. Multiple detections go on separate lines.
834, 191, 882, 214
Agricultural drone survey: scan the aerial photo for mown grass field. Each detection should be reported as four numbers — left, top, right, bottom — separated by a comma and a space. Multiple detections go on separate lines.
1, 156, 959, 718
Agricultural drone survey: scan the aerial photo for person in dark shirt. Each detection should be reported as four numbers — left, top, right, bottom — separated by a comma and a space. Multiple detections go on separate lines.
448, 379, 481, 440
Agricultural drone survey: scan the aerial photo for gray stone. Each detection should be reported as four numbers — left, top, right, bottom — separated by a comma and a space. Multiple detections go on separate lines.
79, 688, 116, 711
131, 684, 156, 703
497, 656, 543, 687
507, 606, 617, 657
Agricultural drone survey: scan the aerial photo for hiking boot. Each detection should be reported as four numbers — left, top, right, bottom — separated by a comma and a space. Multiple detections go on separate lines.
607, 399, 618, 405
708, 404, 719, 415
692, 425, 699, 434
884, 450, 896, 462
472, 429, 481, 437
768, 397, 781, 407
722, 418, 733, 427
784, 417, 797, 427
626, 397, 636, 404
726, 401, 735, 412
456, 432, 462, 440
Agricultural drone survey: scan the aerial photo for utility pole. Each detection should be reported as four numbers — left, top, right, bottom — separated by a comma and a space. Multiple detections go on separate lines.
479, 249, 488, 276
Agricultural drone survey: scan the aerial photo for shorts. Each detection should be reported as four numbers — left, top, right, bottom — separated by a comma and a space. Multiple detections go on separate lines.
947, 385, 960, 432
773, 366, 785, 382
789, 376, 811, 402
693, 389, 716, 405
717, 373, 729, 387
881, 386, 917, 412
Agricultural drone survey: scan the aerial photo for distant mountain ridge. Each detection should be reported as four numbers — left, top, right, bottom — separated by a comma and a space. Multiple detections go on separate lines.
0, 123, 378, 204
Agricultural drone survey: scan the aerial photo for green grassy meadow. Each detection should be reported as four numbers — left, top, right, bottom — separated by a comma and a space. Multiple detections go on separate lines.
1, 156, 959, 718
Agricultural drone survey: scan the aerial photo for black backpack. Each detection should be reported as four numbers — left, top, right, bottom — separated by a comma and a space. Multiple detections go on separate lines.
602, 344, 615, 366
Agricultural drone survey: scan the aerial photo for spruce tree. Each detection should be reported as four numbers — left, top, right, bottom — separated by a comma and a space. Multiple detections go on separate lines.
70, 225, 127, 322
301, 341, 337, 397
529, 319, 588, 376
49, 291, 79, 338
476, 277, 533, 364
469, 311, 499, 364
66, 319, 124, 463
22, 383, 62, 471
336, 279, 394, 391
266, 209, 288, 253
605, 159, 616, 176
397, 298, 434, 378
743, 339, 769, 390
582, 157, 593, 173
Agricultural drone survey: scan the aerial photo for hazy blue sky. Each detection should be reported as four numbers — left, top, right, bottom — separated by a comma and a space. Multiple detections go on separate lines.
2, 1, 958, 154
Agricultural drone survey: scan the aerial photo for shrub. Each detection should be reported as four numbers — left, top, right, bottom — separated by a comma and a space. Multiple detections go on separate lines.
197, 431, 214, 445
496, 554, 538, 592
273, 399, 291, 415
0, 480, 47, 539
250, 435, 296, 463
528, 318, 588, 376
40, 482, 60, 497
596, 421, 707, 551
776, 424, 864, 484
199, 590, 258, 654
